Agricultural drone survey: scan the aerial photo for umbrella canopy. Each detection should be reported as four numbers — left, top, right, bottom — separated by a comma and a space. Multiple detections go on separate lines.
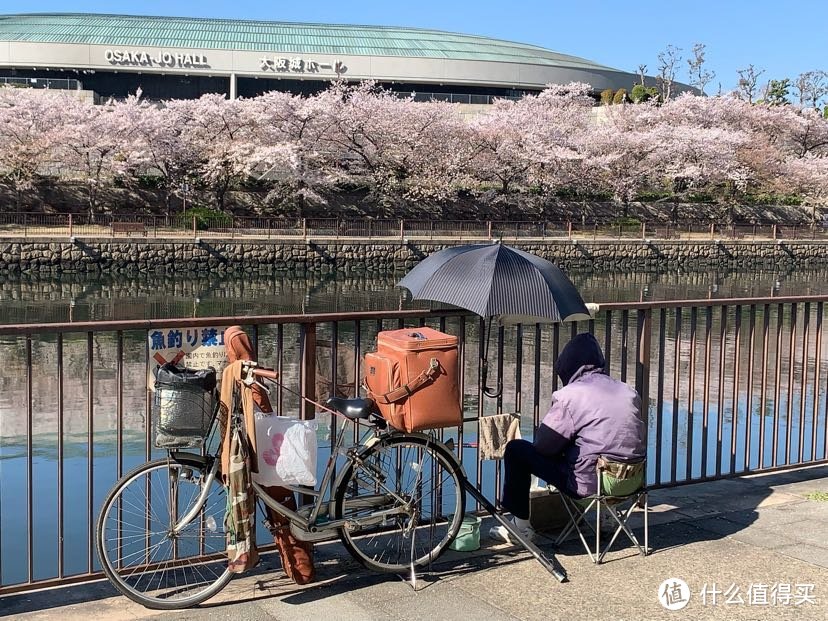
397, 243, 590, 323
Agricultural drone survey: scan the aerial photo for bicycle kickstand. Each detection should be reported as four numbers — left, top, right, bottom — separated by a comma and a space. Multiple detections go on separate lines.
463, 479, 568, 583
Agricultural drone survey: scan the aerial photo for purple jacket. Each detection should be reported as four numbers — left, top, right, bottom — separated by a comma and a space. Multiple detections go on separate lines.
535, 366, 645, 497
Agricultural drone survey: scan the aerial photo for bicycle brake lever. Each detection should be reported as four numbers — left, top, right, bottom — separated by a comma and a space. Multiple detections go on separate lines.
241, 366, 271, 394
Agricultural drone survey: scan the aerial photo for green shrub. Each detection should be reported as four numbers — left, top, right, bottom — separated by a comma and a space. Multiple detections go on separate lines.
554, 187, 579, 199
611, 216, 641, 227
600, 89, 614, 105
744, 193, 803, 206
686, 192, 715, 203
635, 190, 673, 201
613, 88, 628, 104
630, 84, 647, 103
630, 84, 660, 104
780, 194, 803, 206
134, 174, 162, 189
183, 206, 232, 230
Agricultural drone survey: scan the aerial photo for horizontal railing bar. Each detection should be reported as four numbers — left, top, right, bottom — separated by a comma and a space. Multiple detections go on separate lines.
646, 459, 828, 491
3, 295, 828, 335
598, 295, 828, 312
0, 309, 468, 335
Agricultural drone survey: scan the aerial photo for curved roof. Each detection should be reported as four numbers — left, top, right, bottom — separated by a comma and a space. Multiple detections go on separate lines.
0, 13, 618, 71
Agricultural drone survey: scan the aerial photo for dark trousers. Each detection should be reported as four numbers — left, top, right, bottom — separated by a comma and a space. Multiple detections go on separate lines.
501, 439, 574, 519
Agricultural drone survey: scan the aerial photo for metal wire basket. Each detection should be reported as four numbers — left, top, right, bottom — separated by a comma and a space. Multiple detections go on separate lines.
154, 382, 217, 449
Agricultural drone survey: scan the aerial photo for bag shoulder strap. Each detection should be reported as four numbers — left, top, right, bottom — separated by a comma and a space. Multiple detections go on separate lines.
374, 358, 441, 405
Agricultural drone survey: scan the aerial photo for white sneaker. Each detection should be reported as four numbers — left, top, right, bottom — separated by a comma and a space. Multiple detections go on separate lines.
488, 519, 537, 544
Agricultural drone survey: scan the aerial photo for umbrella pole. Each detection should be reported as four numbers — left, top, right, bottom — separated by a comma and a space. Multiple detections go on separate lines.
481, 316, 503, 398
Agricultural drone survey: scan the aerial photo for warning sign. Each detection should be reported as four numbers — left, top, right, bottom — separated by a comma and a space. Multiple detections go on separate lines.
147, 326, 229, 391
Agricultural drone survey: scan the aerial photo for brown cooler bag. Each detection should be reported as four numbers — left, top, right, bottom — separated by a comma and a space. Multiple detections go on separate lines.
364, 327, 462, 432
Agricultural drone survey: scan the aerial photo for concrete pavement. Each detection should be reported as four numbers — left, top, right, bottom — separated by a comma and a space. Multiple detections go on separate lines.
3, 464, 827, 621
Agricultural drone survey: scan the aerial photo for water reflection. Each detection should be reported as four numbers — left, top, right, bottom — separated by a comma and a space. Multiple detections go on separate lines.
0, 267, 825, 324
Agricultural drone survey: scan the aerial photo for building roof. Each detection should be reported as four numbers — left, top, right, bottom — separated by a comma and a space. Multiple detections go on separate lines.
0, 13, 618, 71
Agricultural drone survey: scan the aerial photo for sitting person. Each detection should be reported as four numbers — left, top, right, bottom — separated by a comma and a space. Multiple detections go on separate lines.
490, 332, 645, 542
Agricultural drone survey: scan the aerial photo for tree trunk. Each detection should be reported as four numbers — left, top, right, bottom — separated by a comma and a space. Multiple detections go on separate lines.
88, 182, 96, 222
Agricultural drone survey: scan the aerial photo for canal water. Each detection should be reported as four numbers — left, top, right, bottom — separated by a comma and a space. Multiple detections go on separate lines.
0, 268, 827, 586
1, 267, 826, 325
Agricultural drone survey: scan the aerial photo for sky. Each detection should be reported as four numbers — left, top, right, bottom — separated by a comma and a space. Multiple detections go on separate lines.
3, 1, 828, 91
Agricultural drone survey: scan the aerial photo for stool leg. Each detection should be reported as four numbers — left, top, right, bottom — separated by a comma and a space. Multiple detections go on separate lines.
644, 491, 649, 555
595, 500, 601, 564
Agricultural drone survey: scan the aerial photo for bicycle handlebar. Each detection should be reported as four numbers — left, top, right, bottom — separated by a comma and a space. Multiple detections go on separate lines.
252, 367, 278, 380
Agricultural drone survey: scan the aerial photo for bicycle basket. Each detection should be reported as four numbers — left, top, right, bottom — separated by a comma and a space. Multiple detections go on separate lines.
153, 363, 217, 449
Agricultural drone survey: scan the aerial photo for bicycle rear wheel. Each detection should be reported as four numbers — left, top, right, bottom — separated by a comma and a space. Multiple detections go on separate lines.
334, 434, 465, 573
96, 457, 232, 609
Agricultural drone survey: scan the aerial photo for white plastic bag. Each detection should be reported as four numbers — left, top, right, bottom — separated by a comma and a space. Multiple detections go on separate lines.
252, 411, 318, 487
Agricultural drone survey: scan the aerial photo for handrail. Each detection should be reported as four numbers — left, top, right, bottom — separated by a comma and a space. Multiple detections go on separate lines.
4, 294, 828, 334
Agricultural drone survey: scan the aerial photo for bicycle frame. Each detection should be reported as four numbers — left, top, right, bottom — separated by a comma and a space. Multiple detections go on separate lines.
169, 405, 447, 541
168, 368, 566, 583
250, 415, 436, 538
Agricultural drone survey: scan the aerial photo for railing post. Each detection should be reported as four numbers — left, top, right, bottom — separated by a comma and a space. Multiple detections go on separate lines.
68, 214, 73, 238
773, 224, 778, 240
636, 308, 653, 438
567, 221, 572, 239
300, 322, 317, 421
192, 215, 197, 239
641, 221, 646, 240
487, 220, 492, 240
542, 221, 546, 239
302, 217, 307, 239
710, 222, 715, 239
400, 218, 404, 242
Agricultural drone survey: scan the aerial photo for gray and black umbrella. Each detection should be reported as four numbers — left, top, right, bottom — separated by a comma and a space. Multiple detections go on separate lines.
398, 243, 591, 396
398, 243, 590, 323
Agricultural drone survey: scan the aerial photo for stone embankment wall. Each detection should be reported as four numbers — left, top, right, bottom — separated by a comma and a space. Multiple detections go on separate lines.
1, 238, 826, 274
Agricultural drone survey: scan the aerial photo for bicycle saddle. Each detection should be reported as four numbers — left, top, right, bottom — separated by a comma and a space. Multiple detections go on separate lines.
325, 397, 377, 420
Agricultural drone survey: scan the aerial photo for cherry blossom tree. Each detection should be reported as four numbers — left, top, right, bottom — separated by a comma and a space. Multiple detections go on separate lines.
469, 83, 592, 197
1, 80, 828, 220
120, 96, 204, 215
577, 104, 667, 212
55, 96, 135, 217
241, 90, 338, 215
314, 82, 471, 209
0, 88, 67, 209
174, 94, 255, 211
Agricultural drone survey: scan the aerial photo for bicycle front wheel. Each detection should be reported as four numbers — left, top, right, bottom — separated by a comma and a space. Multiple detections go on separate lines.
96, 457, 232, 609
334, 434, 465, 573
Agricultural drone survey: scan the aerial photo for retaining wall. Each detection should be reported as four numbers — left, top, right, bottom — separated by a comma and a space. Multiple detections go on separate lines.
0, 238, 825, 274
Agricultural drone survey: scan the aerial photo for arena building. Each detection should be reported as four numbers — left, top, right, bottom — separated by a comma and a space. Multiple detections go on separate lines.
0, 13, 653, 103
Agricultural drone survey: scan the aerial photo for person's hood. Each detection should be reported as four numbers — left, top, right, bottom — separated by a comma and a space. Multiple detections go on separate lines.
554, 332, 606, 386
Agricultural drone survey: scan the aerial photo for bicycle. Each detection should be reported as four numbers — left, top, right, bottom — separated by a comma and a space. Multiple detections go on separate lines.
96, 361, 469, 609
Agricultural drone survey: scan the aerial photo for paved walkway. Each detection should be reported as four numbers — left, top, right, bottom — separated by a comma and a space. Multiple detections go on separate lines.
3, 464, 827, 621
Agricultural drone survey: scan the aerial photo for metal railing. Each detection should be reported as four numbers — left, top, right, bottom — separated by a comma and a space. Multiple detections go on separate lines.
1, 213, 826, 241
391, 91, 522, 105
0, 295, 827, 594
0, 77, 82, 91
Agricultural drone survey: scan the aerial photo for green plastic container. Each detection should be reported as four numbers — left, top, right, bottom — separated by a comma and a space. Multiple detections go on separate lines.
450, 514, 482, 552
